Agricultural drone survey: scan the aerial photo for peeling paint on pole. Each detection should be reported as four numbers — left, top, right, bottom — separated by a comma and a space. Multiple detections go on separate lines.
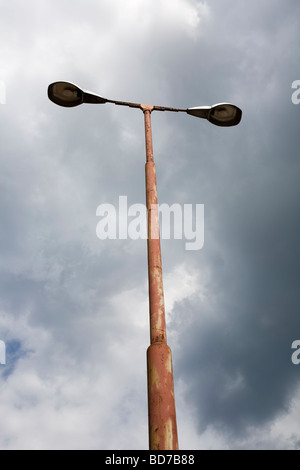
143, 106, 179, 450
147, 343, 178, 450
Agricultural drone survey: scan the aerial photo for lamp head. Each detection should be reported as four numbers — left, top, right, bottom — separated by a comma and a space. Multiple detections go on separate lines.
48, 82, 107, 107
187, 103, 242, 127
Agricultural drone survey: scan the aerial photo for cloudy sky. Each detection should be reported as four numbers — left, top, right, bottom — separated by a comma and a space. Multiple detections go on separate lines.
0, 0, 300, 450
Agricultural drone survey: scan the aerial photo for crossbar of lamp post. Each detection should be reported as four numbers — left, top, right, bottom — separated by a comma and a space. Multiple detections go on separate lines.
48, 81, 242, 451
106, 98, 187, 114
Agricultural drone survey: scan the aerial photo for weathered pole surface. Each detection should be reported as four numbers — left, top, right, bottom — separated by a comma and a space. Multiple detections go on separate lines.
142, 105, 179, 451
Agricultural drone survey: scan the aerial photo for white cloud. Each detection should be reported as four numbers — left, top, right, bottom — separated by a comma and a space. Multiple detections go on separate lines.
164, 263, 206, 317
0, 305, 148, 450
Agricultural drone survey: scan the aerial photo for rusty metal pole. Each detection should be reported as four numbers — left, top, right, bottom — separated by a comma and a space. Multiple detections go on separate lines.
141, 104, 179, 451
48, 81, 242, 451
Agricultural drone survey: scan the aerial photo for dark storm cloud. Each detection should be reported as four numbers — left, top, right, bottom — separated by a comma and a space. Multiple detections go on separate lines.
164, 0, 300, 446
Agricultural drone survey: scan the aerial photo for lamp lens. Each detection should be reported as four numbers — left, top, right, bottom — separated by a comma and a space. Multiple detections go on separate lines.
49, 82, 83, 107
63, 89, 77, 98
212, 105, 234, 120
209, 104, 242, 126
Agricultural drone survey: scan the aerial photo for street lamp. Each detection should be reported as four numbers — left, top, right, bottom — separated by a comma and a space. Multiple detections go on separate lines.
48, 81, 242, 126
48, 81, 242, 450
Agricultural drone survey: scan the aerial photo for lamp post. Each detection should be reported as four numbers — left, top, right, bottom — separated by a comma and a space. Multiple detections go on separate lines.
48, 81, 242, 450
